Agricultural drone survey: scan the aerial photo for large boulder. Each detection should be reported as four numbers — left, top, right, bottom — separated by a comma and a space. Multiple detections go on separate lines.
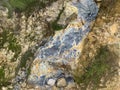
27, 0, 98, 89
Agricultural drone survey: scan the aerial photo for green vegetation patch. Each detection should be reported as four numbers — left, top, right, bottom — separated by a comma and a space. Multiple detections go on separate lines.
51, 6, 65, 31
9, 0, 36, 11
99, 0, 118, 16
74, 46, 112, 89
0, 67, 11, 88
0, 67, 5, 85
48, 5, 67, 31
1, 0, 58, 17
0, 29, 21, 61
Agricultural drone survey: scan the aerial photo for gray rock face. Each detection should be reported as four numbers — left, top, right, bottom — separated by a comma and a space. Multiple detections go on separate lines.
72, 0, 98, 22
28, 0, 98, 89
37, 27, 88, 60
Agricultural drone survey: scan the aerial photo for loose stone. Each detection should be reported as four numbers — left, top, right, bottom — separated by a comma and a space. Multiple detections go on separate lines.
47, 78, 56, 86
56, 78, 67, 88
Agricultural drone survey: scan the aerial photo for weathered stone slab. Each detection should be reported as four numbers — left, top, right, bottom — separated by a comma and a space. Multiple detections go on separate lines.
28, 0, 98, 89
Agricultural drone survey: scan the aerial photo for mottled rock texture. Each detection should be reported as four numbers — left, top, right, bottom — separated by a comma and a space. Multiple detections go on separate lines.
73, 0, 120, 90
28, 0, 98, 89
0, 0, 67, 89
0, 0, 119, 90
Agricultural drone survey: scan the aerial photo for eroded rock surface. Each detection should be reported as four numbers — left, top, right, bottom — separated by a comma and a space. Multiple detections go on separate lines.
28, 0, 98, 89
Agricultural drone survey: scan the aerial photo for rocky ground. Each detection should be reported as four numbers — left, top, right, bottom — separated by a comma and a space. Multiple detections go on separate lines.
0, 0, 120, 90
74, 0, 120, 90
0, 0, 78, 89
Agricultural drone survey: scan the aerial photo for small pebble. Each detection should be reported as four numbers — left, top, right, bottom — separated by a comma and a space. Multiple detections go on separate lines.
2, 87, 7, 90
56, 78, 67, 88
47, 78, 56, 86
21, 82, 26, 88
